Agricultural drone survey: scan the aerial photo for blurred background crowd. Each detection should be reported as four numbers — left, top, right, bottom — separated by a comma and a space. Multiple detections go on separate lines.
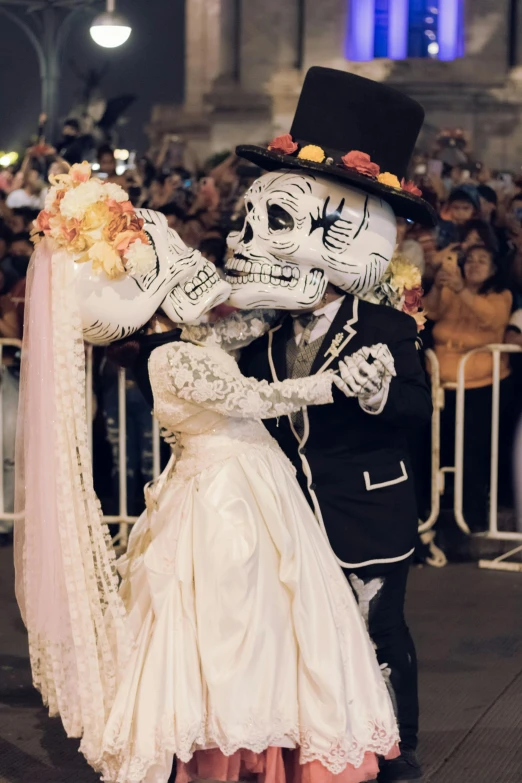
1, 118, 522, 560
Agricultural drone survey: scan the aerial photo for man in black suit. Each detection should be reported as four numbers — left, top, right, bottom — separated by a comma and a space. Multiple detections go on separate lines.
228, 68, 437, 781
239, 289, 431, 780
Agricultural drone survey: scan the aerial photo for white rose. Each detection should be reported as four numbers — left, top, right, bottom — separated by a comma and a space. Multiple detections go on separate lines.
103, 182, 128, 203
60, 178, 104, 219
124, 239, 157, 277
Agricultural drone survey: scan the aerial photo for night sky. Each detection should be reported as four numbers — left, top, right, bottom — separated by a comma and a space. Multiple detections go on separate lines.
0, 0, 185, 153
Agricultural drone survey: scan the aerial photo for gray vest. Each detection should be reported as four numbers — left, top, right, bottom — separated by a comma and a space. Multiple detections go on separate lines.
286, 323, 326, 436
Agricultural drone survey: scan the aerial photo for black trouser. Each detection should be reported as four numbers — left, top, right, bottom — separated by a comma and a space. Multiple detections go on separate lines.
344, 557, 418, 752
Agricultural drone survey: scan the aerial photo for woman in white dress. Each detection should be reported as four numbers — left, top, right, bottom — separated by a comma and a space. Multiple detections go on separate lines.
15, 165, 398, 783
97, 314, 399, 783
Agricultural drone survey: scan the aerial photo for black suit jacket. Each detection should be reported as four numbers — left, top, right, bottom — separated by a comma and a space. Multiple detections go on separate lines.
239, 295, 432, 569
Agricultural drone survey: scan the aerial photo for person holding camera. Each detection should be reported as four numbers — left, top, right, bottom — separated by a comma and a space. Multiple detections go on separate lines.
423, 245, 513, 530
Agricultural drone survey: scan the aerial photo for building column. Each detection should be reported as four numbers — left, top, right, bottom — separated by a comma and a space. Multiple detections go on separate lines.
184, 0, 220, 110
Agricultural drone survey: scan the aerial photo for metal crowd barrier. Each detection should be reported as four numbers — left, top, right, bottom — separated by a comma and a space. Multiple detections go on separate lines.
1, 340, 522, 570
420, 343, 522, 572
85, 345, 162, 549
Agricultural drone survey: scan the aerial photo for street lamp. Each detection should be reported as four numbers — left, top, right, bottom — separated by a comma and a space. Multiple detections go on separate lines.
0, 0, 99, 141
0, 0, 130, 143
90, 0, 131, 49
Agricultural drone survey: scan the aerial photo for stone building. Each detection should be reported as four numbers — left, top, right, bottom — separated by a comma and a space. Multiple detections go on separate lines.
147, 1, 522, 171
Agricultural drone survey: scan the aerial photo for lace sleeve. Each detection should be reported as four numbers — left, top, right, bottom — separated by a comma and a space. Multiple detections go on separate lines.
180, 310, 278, 351
166, 343, 334, 420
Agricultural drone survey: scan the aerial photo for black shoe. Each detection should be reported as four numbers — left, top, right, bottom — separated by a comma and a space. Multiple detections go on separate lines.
378, 749, 423, 781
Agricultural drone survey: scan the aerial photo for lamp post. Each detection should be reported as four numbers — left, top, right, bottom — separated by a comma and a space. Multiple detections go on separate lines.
0, 0, 131, 142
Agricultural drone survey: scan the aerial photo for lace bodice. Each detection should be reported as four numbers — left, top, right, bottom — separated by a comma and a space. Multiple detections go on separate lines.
149, 342, 333, 477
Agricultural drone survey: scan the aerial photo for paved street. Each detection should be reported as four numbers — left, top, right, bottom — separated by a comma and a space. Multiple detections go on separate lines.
1, 546, 522, 782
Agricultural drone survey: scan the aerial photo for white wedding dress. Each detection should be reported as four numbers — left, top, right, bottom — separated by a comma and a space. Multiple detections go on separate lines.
97, 320, 399, 783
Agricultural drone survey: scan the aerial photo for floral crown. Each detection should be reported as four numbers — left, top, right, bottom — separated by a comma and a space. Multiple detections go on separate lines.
267, 134, 422, 198
31, 162, 156, 279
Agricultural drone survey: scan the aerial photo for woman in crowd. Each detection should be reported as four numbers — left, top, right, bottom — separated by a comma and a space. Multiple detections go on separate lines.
458, 218, 498, 255
5, 167, 44, 210
423, 244, 513, 530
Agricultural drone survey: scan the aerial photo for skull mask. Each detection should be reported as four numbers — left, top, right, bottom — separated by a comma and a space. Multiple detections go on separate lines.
226, 170, 397, 309
76, 209, 230, 344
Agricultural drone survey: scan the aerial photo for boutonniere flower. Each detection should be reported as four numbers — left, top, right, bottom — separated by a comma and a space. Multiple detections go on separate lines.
325, 332, 346, 359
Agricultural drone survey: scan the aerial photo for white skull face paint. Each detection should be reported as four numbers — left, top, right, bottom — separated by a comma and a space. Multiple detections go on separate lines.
160, 228, 231, 324
76, 209, 230, 344
225, 170, 397, 309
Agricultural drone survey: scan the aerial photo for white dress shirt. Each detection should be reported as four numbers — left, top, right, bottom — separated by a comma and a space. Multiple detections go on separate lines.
292, 296, 345, 346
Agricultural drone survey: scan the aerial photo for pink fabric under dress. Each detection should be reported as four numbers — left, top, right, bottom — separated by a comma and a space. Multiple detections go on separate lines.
176, 745, 400, 783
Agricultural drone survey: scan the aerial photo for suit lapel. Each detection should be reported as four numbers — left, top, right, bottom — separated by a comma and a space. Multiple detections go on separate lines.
312, 294, 359, 375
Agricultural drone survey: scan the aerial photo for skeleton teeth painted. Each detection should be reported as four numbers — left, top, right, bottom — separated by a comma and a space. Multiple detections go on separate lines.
226, 272, 299, 289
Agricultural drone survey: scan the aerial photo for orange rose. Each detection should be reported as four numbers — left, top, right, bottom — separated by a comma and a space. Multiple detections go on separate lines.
107, 199, 135, 215
60, 219, 89, 252
35, 210, 51, 233
127, 213, 144, 232
113, 230, 139, 253
268, 134, 298, 155
403, 286, 423, 313
61, 219, 82, 243
401, 179, 422, 197
341, 151, 380, 178
103, 213, 128, 243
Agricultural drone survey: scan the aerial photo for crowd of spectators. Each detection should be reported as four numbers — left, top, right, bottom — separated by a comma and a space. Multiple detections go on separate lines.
1, 121, 522, 555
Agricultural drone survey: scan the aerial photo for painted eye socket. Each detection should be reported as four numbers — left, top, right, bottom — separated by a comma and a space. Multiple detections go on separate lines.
267, 203, 294, 232
246, 201, 254, 213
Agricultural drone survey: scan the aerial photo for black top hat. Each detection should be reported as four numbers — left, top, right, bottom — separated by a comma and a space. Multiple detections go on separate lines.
237, 67, 436, 226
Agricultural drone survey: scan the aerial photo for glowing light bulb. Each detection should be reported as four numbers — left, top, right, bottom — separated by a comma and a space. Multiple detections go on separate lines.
90, 2, 131, 49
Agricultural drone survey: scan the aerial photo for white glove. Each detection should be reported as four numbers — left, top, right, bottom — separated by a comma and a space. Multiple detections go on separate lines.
333, 344, 396, 405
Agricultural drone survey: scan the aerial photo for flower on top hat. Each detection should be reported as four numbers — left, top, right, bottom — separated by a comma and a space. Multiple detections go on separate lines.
298, 145, 326, 163
263, 131, 427, 216
401, 179, 423, 197
378, 172, 401, 189
341, 151, 380, 178
268, 134, 298, 155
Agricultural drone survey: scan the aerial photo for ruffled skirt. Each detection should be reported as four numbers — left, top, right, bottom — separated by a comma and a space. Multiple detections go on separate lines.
97, 441, 399, 783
